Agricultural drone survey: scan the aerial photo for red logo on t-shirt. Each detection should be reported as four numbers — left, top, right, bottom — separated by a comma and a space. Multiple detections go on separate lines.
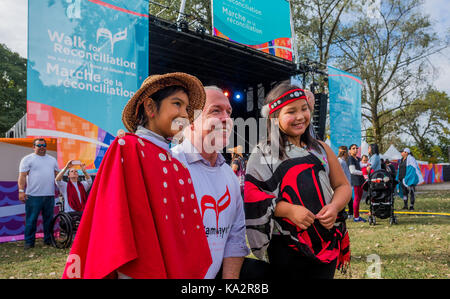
200, 186, 231, 230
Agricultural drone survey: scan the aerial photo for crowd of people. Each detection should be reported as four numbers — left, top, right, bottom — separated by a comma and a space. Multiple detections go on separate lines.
18, 140, 92, 249
336, 143, 424, 224
16, 72, 423, 279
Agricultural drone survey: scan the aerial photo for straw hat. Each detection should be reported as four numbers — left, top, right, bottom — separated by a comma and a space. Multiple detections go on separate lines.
122, 72, 206, 132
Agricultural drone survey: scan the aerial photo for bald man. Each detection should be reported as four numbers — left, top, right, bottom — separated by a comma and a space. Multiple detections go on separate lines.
172, 86, 250, 279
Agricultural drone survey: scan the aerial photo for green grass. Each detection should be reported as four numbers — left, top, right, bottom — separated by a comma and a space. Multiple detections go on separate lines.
0, 243, 70, 279
335, 190, 450, 279
0, 191, 449, 279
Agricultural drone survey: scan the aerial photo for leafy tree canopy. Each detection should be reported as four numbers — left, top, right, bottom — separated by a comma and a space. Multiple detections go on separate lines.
0, 43, 27, 135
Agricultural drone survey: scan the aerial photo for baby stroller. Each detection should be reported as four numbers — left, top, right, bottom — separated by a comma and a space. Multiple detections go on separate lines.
364, 169, 398, 225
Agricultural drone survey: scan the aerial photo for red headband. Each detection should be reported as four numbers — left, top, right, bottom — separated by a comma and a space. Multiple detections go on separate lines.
268, 88, 308, 115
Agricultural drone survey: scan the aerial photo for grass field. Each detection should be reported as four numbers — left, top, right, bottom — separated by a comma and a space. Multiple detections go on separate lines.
1, 190, 449, 279
335, 190, 450, 279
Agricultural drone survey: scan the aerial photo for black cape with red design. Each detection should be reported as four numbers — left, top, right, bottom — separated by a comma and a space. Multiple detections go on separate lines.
244, 145, 350, 270
62, 133, 212, 279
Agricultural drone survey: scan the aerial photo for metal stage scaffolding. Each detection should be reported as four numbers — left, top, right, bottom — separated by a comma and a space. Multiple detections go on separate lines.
148, 15, 327, 153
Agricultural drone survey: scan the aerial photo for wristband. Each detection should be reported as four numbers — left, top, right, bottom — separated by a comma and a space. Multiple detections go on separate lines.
19, 189, 25, 193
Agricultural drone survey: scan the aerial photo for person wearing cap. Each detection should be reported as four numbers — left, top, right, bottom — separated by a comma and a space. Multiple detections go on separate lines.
244, 81, 351, 279
396, 148, 424, 210
62, 73, 212, 279
171, 86, 250, 279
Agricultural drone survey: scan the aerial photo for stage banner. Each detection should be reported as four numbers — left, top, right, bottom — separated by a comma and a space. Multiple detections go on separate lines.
328, 66, 362, 154
419, 163, 444, 184
212, 0, 293, 61
27, 0, 149, 169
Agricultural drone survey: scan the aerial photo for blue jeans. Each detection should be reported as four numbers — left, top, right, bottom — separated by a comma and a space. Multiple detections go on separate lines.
24, 196, 55, 245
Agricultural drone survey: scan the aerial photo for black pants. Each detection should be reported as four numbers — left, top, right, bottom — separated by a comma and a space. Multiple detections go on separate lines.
348, 197, 354, 216
401, 184, 415, 207
215, 257, 272, 279
267, 235, 337, 279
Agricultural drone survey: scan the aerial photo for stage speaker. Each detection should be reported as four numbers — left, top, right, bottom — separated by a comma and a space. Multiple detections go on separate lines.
312, 93, 328, 141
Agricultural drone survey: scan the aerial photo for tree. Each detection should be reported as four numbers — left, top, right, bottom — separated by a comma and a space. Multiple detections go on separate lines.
291, 0, 353, 64
146, 0, 448, 157
394, 89, 450, 163
149, 0, 211, 31
0, 43, 27, 135
334, 0, 443, 152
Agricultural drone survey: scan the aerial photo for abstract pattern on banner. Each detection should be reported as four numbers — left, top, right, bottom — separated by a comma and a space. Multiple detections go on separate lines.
419, 163, 444, 184
0, 181, 59, 243
212, 0, 293, 61
328, 66, 362, 154
27, 0, 149, 170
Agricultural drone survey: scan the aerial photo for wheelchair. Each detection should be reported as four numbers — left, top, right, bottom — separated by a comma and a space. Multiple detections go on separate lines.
49, 196, 82, 249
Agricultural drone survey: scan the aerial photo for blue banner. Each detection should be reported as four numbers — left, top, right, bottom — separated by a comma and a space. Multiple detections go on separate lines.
212, 0, 293, 60
27, 0, 149, 137
328, 66, 362, 153
27, 0, 149, 168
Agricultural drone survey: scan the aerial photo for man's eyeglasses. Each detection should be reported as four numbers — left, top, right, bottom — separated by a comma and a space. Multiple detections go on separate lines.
35, 144, 47, 148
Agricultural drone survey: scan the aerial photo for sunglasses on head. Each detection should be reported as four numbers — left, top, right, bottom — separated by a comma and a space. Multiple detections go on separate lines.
35, 144, 46, 148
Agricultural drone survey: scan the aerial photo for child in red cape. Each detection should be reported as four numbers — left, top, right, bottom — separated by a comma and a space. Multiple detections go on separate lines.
62, 73, 212, 279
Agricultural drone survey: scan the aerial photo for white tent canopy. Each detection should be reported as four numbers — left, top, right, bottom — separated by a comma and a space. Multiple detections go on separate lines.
360, 140, 369, 157
383, 144, 402, 161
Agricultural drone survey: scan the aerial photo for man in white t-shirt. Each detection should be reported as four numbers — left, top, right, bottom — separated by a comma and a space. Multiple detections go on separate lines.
55, 160, 92, 214
172, 86, 250, 279
18, 138, 59, 249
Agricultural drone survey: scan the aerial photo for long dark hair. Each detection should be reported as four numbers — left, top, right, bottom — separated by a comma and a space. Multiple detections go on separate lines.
338, 145, 348, 160
265, 81, 320, 160
369, 143, 379, 155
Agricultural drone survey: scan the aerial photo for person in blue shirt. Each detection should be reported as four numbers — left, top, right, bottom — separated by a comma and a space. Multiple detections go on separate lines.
367, 143, 381, 173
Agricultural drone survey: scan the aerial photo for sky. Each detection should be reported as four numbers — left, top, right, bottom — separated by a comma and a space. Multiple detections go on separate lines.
421, 0, 450, 95
0, 0, 449, 95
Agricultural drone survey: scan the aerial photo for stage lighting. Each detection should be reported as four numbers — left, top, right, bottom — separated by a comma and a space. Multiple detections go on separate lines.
223, 91, 229, 97
234, 92, 243, 101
